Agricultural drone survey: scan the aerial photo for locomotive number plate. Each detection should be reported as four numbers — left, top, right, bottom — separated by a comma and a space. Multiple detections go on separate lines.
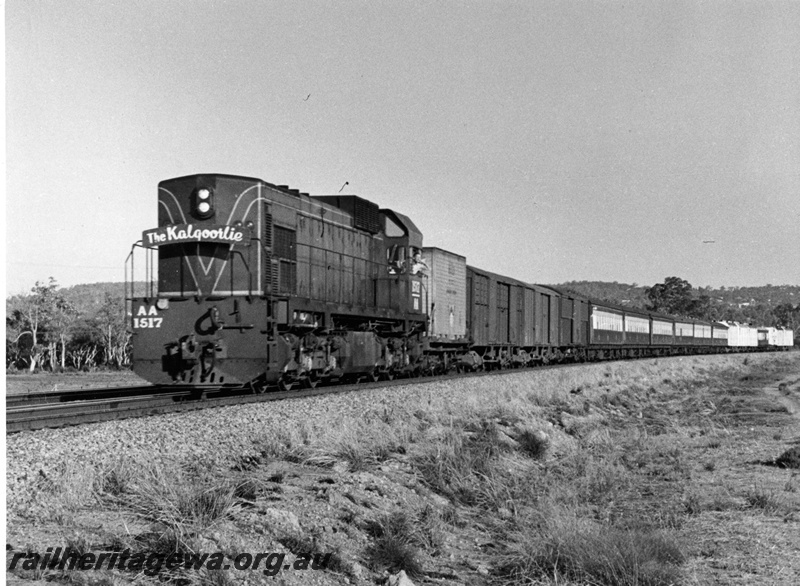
134, 305, 163, 328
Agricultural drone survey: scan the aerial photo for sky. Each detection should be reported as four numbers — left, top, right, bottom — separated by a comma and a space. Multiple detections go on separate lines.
5, 0, 800, 297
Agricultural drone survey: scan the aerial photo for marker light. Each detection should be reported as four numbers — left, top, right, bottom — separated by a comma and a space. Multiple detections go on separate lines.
192, 187, 214, 219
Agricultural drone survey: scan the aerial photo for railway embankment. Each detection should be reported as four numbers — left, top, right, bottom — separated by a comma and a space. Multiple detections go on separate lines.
6, 353, 800, 586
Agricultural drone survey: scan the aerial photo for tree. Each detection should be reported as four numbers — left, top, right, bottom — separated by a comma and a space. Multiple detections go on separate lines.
646, 277, 695, 316
773, 303, 800, 330
11, 278, 64, 372
45, 296, 77, 370
66, 318, 102, 369
95, 293, 131, 367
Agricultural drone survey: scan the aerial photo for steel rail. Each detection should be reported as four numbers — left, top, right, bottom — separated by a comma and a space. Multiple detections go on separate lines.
5, 384, 234, 408
5, 348, 774, 434
5, 365, 544, 433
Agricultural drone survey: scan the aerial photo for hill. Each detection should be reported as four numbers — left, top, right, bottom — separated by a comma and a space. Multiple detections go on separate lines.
551, 280, 800, 333
551, 281, 800, 309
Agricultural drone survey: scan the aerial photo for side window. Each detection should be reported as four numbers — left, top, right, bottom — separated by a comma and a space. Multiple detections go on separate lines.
387, 245, 406, 274
409, 247, 428, 275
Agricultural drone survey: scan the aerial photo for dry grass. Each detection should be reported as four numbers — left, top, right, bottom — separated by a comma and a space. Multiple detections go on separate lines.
498, 513, 684, 586
363, 511, 425, 577
9, 352, 800, 586
122, 462, 237, 551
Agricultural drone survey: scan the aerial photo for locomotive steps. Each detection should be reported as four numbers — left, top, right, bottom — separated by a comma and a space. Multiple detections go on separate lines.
6, 352, 800, 586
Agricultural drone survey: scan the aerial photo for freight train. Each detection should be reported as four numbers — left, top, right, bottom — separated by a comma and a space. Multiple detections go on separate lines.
126, 174, 793, 392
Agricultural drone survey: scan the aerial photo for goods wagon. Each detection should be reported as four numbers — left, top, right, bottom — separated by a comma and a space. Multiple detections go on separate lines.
776, 328, 795, 348
694, 321, 713, 346
624, 308, 652, 346
589, 304, 624, 346
674, 320, 695, 346
423, 247, 467, 342
757, 327, 778, 348
724, 323, 758, 348
465, 266, 562, 366
651, 315, 675, 346
711, 322, 729, 347
588, 302, 652, 346
545, 287, 589, 349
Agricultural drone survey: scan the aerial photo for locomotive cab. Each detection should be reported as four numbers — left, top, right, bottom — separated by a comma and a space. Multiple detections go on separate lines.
378, 209, 427, 315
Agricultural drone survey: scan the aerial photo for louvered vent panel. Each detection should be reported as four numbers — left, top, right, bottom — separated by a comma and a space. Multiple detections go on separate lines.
271, 259, 279, 293
263, 211, 273, 293
264, 212, 273, 250
353, 199, 381, 234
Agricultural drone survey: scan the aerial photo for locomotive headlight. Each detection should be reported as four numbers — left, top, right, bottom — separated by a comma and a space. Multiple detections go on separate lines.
192, 187, 214, 219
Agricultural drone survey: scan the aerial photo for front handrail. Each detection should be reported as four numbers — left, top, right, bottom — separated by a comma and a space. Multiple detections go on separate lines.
125, 241, 159, 300
125, 235, 266, 300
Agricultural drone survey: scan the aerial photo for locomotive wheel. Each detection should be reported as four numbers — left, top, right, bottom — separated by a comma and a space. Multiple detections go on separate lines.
302, 374, 319, 389
277, 377, 294, 392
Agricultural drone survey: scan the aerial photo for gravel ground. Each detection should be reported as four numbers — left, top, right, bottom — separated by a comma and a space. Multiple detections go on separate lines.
7, 353, 800, 586
6, 374, 517, 517
5, 356, 787, 517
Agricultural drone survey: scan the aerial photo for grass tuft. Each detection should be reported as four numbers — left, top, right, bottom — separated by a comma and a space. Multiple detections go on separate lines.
499, 519, 684, 586
364, 511, 425, 577
745, 485, 787, 515
516, 428, 550, 460
123, 462, 236, 550
414, 424, 502, 505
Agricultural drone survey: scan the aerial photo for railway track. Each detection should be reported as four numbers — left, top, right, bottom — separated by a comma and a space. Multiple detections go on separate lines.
6, 385, 165, 408
7, 350, 779, 434
5, 365, 561, 434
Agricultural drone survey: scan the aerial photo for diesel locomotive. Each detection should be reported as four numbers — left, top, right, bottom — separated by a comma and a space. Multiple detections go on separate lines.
126, 173, 793, 392
128, 174, 432, 392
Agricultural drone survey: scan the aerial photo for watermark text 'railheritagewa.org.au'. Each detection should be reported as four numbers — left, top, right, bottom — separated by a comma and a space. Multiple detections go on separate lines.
8, 548, 333, 577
